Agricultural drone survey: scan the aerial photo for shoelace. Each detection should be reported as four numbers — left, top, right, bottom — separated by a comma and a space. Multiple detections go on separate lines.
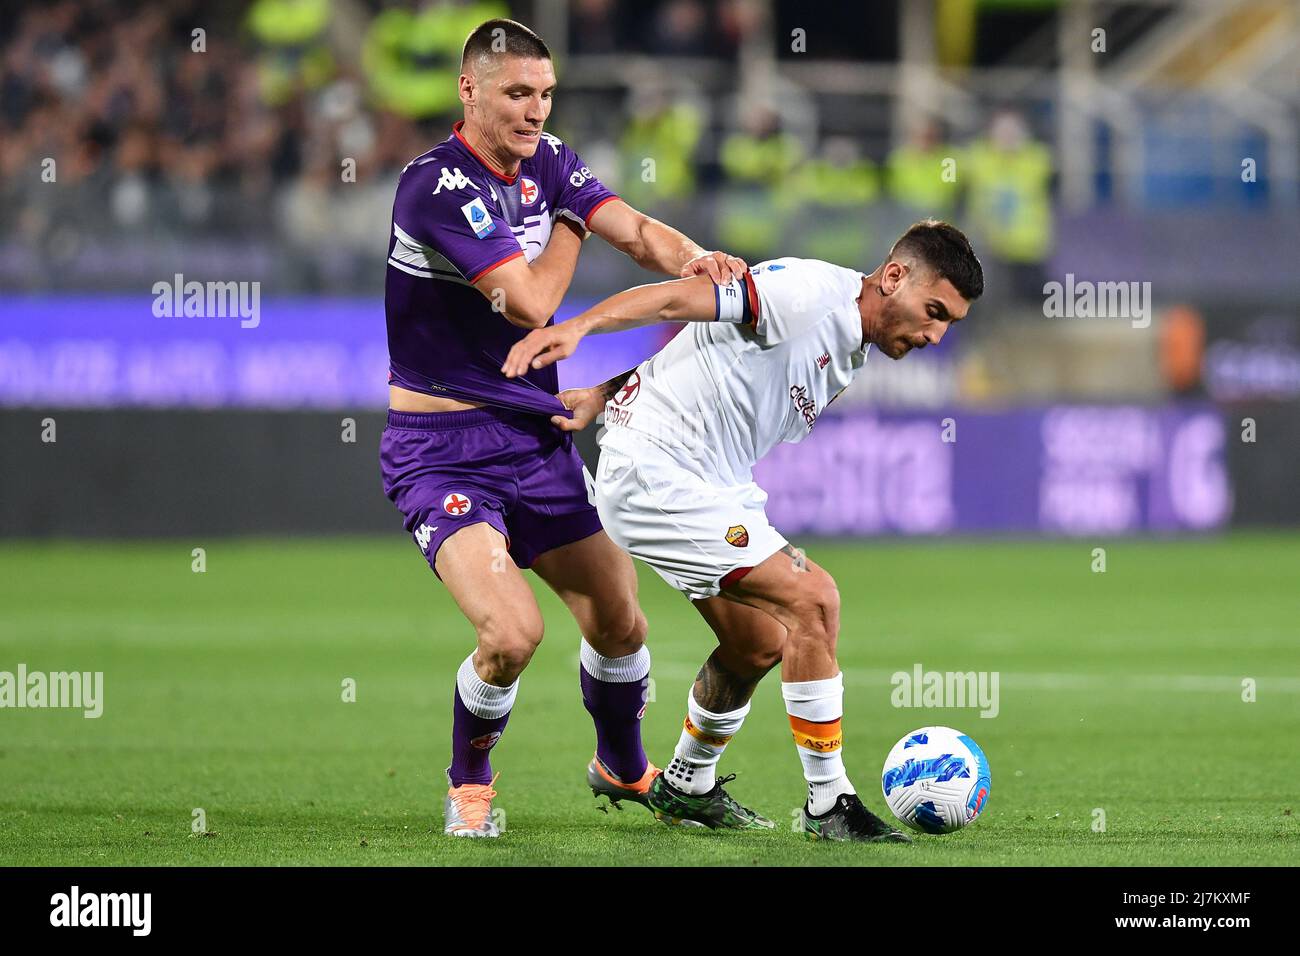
713, 774, 761, 817
450, 772, 500, 828
841, 796, 892, 834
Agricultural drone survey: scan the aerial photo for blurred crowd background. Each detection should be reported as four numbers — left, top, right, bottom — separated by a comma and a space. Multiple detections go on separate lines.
3, 0, 1299, 537
4, 0, 1295, 296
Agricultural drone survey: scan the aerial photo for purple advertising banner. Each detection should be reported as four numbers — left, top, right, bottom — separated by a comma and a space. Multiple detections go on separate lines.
0, 295, 663, 409
1, 297, 1232, 535
753, 404, 1232, 535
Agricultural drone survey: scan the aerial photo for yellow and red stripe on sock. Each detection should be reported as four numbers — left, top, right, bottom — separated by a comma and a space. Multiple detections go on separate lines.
788, 715, 842, 753
684, 716, 734, 748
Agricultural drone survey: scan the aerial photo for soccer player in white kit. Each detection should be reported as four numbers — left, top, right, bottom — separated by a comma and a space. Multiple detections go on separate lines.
503, 220, 983, 841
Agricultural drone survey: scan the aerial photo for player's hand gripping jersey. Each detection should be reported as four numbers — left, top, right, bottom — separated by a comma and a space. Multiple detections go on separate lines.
385, 122, 618, 417
595, 258, 871, 599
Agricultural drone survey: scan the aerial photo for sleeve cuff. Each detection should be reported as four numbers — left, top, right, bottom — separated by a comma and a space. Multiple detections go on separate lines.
469, 249, 526, 284
583, 195, 620, 227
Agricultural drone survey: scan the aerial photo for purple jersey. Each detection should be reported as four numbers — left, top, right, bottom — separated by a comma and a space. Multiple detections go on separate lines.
385, 122, 618, 416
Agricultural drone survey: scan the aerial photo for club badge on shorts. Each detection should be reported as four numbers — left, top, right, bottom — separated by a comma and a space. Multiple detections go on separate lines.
725, 524, 749, 548
443, 493, 473, 516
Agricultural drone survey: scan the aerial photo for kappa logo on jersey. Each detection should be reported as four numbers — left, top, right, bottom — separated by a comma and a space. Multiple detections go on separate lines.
725, 525, 749, 548
433, 166, 479, 195
442, 493, 473, 515
789, 384, 818, 429
519, 177, 539, 205
613, 370, 641, 406
817, 351, 831, 370
540, 131, 563, 155
459, 198, 496, 239
413, 522, 437, 553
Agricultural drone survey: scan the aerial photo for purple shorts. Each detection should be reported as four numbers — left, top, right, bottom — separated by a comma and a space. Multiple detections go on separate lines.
380, 407, 603, 575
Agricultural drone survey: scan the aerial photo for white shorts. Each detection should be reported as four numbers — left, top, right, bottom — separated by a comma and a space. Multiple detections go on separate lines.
595, 429, 787, 601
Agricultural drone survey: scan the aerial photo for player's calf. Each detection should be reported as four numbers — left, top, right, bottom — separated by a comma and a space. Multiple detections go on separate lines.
724, 548, 901, 837
578, 603, 651, 786
776, 568, 840, 679
534, 531, 655, 793
661, 649, 764, 794
580, 636, 654, 793
445, 585, 545, 832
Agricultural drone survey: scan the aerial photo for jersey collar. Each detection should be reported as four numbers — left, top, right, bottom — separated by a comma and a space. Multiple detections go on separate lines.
452, 121, 520, 185
853, 271, 871, 360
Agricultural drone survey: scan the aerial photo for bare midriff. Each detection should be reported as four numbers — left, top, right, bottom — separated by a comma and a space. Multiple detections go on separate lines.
388, 384, 486, 413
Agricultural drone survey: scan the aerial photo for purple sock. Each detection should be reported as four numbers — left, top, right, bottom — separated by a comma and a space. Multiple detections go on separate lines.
580, 665, 650, 783
448, 686, 510, 787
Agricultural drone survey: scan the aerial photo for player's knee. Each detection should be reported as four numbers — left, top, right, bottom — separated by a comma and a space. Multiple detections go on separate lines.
628, 606, 649, 647
476, 613, 544, 680
786, 574, 840, 649
586, 602, 647, 659
477, 638, 540, 681
740, 640, 783, 675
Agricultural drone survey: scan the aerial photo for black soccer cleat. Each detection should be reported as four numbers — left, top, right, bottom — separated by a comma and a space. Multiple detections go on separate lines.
801, 792, 913, 843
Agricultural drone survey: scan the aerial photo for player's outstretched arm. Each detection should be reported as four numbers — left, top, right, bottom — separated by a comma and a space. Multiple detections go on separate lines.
501, 273, 722, 378
472, 217, 586, 329
587, 198, 746, 283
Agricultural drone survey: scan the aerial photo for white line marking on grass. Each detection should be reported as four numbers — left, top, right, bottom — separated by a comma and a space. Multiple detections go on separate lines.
650, 664, 1300, 693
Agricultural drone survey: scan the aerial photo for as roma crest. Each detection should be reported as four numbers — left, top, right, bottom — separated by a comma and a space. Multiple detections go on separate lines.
725, 525, 749, 548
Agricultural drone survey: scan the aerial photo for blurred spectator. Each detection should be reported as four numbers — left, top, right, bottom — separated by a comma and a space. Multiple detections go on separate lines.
964, 109, 1053, 297
245, 0, 334, 107
617, 89, 703, 209
362, 1, 505, 120
650, 0, 712, 57
783, 136, 878, 263
717, 104, 804, 259
1159, 305, 1207, 395
887, 117, 960, 214
569, 0, 621, 55
716, 0, 761, 59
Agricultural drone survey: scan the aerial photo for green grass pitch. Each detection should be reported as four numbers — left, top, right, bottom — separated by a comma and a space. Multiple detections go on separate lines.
1, 533, 1297, 866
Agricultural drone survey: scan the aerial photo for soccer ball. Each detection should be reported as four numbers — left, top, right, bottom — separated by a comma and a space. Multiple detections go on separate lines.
881, 726, 991, 834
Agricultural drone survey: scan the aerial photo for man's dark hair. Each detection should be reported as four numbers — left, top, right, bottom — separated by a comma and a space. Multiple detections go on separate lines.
889, 219, 984, 301
462, 19, 552, 72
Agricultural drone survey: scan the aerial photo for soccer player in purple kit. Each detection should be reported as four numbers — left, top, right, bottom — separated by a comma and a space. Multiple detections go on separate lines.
379, 19, 747, 837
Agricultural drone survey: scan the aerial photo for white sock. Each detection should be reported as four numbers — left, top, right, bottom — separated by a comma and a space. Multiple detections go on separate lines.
782, 673, 856, 815
664, 689, 750, 795
457, 654, 518, 718
579, 638, 651, 683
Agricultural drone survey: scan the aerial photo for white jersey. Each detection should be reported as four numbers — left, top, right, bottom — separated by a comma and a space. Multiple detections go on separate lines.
599, 258, 871, 486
